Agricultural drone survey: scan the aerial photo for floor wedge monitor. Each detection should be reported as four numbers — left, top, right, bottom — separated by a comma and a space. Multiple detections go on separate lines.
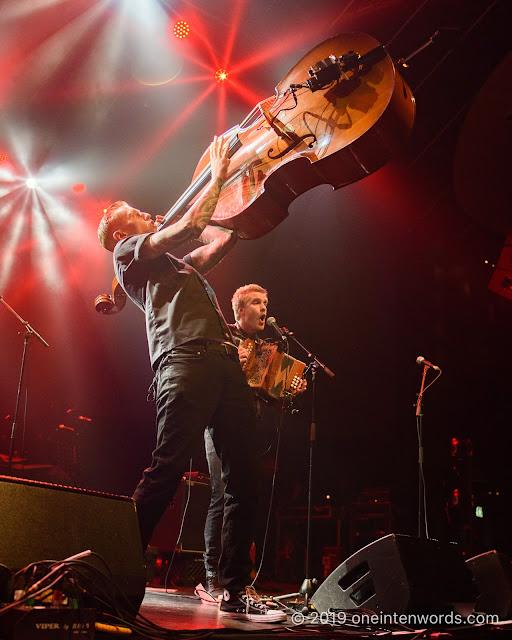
466, 550, 512, 619
311, 533, 476, 616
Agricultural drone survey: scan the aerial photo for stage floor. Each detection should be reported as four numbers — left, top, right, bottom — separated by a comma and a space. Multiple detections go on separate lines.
105, 585, 512, 640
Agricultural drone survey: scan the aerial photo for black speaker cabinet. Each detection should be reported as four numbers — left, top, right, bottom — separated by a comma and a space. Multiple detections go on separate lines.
311, 534, 476, 616
466, 550, 512, 619
150, 478, 210, 553
0, 475, 146, 613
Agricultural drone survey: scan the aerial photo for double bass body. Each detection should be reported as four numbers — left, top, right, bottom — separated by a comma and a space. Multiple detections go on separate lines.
193, 32, 416, 239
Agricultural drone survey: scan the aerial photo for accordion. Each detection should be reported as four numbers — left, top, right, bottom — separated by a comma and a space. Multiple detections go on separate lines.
241, 339, 306, 400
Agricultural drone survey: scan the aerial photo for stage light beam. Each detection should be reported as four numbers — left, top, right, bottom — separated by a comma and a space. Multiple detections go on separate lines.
0, 191, 28, 291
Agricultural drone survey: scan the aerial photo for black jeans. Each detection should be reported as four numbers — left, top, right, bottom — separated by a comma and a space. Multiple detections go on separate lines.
132, 342, 257, 593
204, 410, 274, 581
203, 428, 224, 576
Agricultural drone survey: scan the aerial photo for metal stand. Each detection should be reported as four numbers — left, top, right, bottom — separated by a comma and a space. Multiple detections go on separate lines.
415, 365, 428, 539
274, 326, 335, 612
0, 294, 49, 475
413, 358, 442, 540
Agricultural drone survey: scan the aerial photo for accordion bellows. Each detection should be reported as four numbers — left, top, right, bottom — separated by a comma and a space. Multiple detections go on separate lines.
242, 339, 306, 399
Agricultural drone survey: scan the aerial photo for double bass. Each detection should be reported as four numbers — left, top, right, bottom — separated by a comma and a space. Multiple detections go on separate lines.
95, 33, 414, 312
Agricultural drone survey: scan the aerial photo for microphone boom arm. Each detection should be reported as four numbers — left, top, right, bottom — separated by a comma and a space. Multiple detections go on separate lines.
281, 325, 335, 379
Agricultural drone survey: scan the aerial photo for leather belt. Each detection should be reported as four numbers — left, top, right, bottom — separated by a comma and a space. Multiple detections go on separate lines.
185, 338, 239, 357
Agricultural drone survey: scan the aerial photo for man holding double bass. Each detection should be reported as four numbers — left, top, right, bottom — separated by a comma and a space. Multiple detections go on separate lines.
97, 135, 286, 623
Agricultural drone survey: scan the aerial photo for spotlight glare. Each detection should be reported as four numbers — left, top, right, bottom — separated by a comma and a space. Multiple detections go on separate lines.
173, 21, 190, 39
0, 153, 7, 163
26, 178, 37, 189
72, 183, 86, 193
215, 69, 228, 83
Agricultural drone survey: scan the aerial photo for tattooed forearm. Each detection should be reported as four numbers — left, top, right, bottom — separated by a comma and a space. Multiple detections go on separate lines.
189, 227, 237, 274
141, 136, 229, 259
193, 177, 223, 229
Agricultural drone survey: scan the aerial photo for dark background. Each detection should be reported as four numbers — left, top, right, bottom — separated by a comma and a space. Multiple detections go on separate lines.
0, 0, 510, 571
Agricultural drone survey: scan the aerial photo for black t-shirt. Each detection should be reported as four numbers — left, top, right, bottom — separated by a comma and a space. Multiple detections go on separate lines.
114, 233, 232, 369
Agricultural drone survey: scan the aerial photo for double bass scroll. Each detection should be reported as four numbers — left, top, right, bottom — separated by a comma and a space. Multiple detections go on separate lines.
94, 277, 126, 315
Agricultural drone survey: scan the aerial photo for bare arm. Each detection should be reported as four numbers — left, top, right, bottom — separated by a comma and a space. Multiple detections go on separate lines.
139, 135, 230, 260
187, 224, 238, 275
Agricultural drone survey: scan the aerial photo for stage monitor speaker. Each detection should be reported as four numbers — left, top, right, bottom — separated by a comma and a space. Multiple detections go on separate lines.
466, 550, 512, 619
311, 534, 476, 616
0, 475, 146, 614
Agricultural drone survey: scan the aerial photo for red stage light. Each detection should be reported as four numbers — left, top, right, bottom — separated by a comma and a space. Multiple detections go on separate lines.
72, 183, 86, 193
215, 69, 228, 83
0, 153, 7, 163
173, 21, 190, 39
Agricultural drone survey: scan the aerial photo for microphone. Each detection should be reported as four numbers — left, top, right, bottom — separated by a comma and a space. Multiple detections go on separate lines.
266, 316, 287, 340
416, 356, 441, 371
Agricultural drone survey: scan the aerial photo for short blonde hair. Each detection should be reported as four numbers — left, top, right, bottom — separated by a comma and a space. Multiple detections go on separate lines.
231, 284, 268, 321
97, 201, 128, 252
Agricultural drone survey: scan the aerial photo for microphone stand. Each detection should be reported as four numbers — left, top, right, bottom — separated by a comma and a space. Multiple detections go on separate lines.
0, 295, 49, 476
276, 326, 335, 613
415, 365, 428, 539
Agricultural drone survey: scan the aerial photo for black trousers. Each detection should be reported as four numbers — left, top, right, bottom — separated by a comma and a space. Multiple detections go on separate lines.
204, 408, 274, 580
132, 341, 258, 593
203, 427, 224, 576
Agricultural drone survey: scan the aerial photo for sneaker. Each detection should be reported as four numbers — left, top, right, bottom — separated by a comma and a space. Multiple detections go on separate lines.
219, 587, 287, 623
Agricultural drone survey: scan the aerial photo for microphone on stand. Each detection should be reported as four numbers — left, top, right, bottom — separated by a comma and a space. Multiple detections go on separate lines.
416, 356, 441, 371
266, 316, 288, 340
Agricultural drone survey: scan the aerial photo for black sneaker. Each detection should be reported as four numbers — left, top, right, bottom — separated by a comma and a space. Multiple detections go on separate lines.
219, 587, 287, 623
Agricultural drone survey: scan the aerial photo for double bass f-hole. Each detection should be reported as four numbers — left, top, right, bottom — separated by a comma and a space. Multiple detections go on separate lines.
259, 101, 317, 160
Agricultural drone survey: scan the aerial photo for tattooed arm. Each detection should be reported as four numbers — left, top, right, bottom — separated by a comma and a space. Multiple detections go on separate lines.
187, 224, 237, 275
139, 135, 230, 260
